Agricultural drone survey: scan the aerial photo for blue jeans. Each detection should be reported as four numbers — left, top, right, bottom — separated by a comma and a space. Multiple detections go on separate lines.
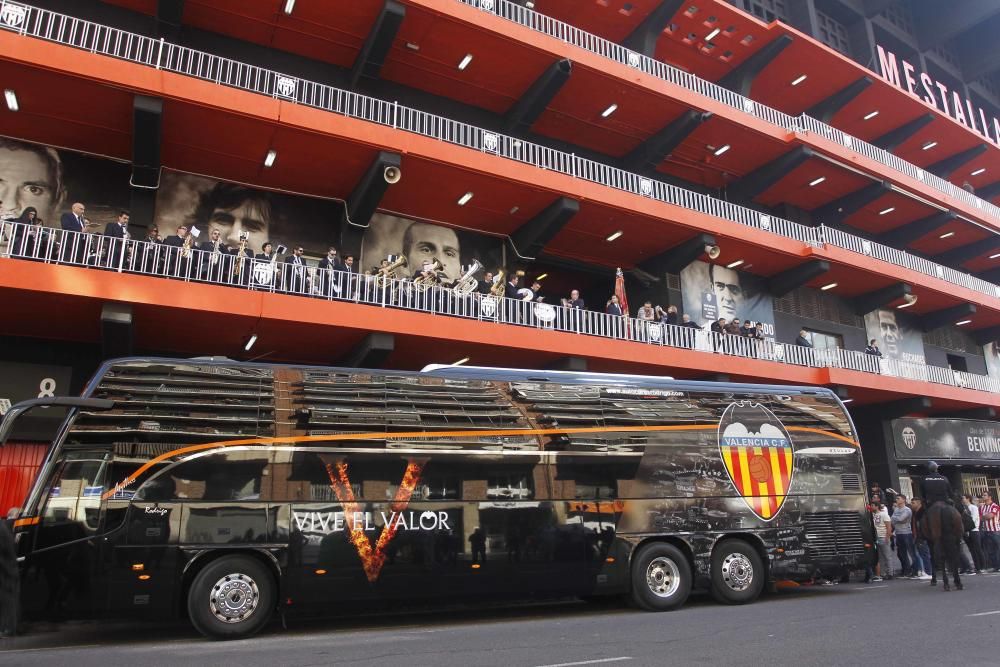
915, 539, 933, 574
895, 533, 915, 576
983, 532, 1000, 570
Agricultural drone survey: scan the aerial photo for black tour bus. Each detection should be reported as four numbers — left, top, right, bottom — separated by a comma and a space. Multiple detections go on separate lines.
0, 358, 873, 639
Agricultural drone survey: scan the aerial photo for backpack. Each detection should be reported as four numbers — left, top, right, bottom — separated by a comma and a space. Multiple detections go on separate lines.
961, 506, 975, 533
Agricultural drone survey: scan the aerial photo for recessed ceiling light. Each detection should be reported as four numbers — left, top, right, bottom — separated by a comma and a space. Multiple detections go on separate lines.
897, 300, 916, 309
283, 0, 295, 14
244, 334, 258, 351
601, 103, 618, 118
535, 273, 548, 280
922, 141, 938, 150
510, 206, 519, 214
863, 110, 879, 120
878, 207, 895, 215
458, 54, 473, 70
939, 231, 955, 239
705, 28, 721, 41
971, 167, 987, 176
405, 42, 420, 51
809, 176, 826, 186
726, 259, 744, 269
842, 398, 854, 404
990, 252, 1000, 259
606, 230, 623, 242
713, 144, 731, 156
453, 357, 470, 366
457, 192, 474, 206
264, 150, 277, 168
820, 282, 838, 291
3, 89, 17, 112
791, 74, 808, 86
956, 319, 972, 326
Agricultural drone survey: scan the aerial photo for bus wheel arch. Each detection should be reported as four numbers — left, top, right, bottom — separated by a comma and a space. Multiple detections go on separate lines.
181, 549, 281, 631
627, 537, 694, 612
710, 535, 767, 605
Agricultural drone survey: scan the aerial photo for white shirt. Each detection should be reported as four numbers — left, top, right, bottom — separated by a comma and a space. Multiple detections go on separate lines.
967, 503, 981, 531
872, 506, 891, 540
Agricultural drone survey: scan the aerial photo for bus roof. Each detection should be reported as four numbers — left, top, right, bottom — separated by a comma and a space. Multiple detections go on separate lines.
84, 357, 838, 401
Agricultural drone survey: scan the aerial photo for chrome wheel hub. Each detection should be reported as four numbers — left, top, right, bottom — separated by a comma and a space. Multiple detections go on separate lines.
720, 553, 754, 592
209, 573, 260, 624
646, 556, 680, 598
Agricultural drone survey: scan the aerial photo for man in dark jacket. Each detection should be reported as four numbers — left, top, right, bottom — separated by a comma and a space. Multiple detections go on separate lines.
795, 330, 812, 347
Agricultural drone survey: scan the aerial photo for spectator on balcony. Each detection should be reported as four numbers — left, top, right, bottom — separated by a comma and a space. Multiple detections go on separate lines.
606, 294, 623, 317
504, 273, 520, 300
564, 289, 585, 310
103, 210, 130, 240
529, 280, 545, 303
283, 246, 309, 294
710, 317, 726, 334
740, 320, 756, 337
725, 318, 742, 336
0, 137, 64, 226
962, 181, 975, 194
10, 207, 50, 260
637, 301, 655, 321
318, 247, 342, 297
795, 330, 812, 347
681, 313, 700, 329
865, 339, 883, 357
478, 271, 494, 296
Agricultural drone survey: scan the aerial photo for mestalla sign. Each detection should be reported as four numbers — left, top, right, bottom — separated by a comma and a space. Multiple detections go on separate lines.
877, 45, 1000, 145
892, 418, 1000, 461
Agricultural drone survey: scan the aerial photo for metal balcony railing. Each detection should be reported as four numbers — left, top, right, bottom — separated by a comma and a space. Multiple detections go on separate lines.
1, 2, 998, 304
464, 0, 1000, 225
2, 218, 998, 396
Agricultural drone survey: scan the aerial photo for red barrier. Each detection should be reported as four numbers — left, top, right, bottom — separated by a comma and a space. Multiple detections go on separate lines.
0, 443, 46, 516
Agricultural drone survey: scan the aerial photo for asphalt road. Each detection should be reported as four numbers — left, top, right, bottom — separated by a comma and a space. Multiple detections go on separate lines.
3, 573, 1000, 667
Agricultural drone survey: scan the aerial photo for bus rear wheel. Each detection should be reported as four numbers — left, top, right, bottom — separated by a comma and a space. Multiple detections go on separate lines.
187, 555, 275, 640
710, 539, 764, 605
630, 542, 691, 611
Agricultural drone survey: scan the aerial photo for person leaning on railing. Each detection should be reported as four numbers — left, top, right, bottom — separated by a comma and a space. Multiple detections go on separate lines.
9, 207, 51, 260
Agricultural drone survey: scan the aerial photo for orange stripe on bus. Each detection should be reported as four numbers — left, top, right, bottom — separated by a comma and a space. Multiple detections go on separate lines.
13, 516, 39, 528
101, 423, 858, 500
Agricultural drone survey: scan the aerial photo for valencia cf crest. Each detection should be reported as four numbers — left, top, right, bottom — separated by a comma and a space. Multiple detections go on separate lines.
718, 401, 794, 521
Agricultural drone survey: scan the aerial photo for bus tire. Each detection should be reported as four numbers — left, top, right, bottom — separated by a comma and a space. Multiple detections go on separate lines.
629, 542, 691, 611
710, 539, 764, 605
187, 555, 275, 640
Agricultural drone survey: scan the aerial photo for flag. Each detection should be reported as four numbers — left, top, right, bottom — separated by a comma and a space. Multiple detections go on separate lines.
615, 267, 630, 336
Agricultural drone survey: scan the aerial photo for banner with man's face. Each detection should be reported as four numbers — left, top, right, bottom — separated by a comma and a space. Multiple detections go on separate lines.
863, 309, 925, 364
0, 136, 130, 231
985, 341, 1000, 381
679, 260, 776, 338
360, 213, 503, 285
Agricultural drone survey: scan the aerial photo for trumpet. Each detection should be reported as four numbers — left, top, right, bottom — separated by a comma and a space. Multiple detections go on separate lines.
453, 259, 482, 295
489, 269, 505, 297
413, 258, 443, 290
377, 255, 407, 287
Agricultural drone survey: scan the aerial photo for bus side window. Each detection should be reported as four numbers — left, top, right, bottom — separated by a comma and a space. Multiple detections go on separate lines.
35, 450, 111, 550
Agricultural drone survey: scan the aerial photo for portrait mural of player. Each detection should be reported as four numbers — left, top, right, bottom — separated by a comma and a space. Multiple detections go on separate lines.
863, 308, 926, 365
154, 171, 341, 255
360, 212, 505, 285
679, 260, 776, 339
0, 136, 131, 231
985, 341, 1000, 381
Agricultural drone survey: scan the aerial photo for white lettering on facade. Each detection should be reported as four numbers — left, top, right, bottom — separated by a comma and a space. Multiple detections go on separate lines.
877, 44, 999, 145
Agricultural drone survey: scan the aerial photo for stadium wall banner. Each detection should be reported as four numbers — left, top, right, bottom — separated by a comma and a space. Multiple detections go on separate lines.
892, 418, 1000, 461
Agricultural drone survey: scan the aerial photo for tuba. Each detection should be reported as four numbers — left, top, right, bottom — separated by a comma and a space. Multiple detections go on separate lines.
413, 258, 443, 290
453, 259, 482, 295
376, 255, 407, 287
489, 269, 505, 297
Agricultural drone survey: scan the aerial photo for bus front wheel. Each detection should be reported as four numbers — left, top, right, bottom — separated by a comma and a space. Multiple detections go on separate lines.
710, 539, 764, 605
187, 555, 276, 640
630, 542, 691, 611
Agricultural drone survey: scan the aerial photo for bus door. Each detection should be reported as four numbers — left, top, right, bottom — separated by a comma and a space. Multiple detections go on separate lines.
103, 460, 184, 616
18, 448, 113, 620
